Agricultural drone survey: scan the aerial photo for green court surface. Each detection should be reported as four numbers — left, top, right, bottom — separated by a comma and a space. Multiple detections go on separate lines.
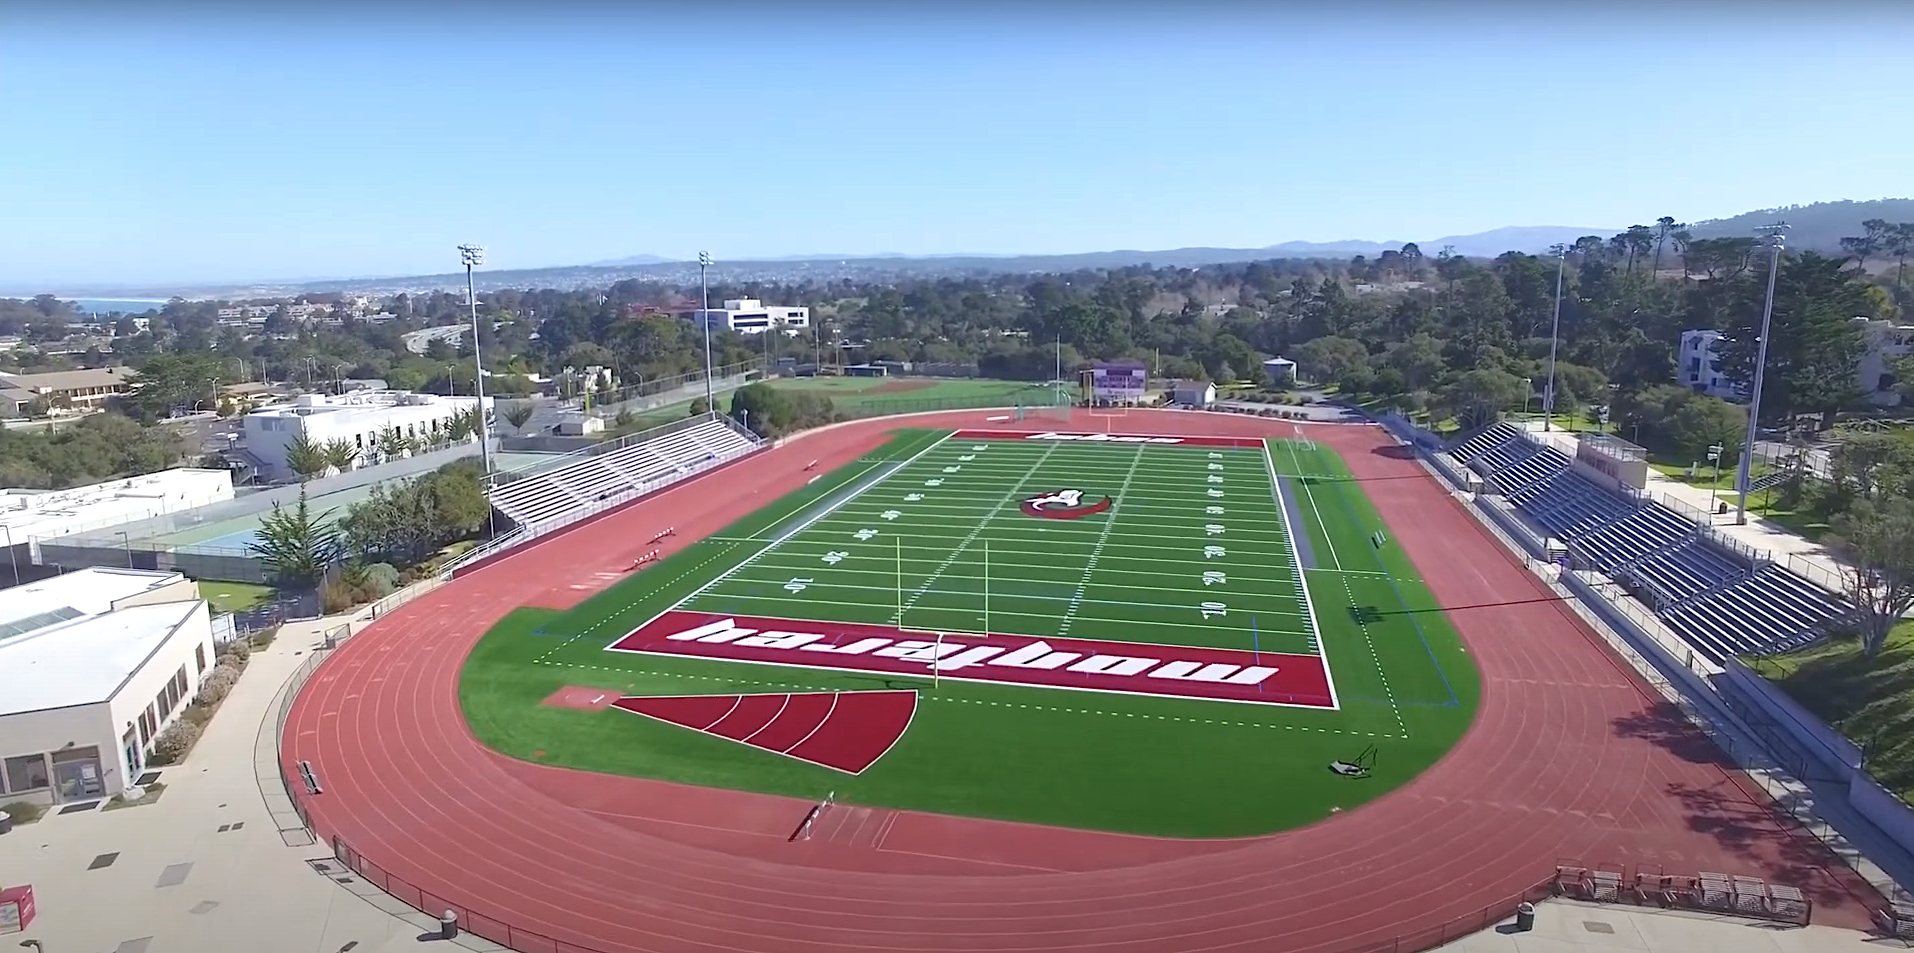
459, 428, 1481, 837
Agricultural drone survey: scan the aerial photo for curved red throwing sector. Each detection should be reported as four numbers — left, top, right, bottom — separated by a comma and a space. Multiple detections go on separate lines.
612, 690, 918, 774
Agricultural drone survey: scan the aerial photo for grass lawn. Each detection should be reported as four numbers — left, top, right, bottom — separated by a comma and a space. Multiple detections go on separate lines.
198, 581, 277, 614
1746, 500, 1835, 543
460, 426, 1478, 837
767, 376, 1069, 415
1748, 621, 1914, 800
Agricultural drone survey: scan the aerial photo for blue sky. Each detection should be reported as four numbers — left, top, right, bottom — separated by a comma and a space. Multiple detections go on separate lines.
5, 1, 1912, 289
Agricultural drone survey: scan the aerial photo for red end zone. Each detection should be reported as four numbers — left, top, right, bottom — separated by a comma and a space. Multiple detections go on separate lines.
952, 429, 1266, 449
608, 611, 1335, 709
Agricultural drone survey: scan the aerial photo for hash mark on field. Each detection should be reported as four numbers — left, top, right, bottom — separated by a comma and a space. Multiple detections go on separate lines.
533, 540, 748, 662
531, 660, 1397, 738
1339, 575, 1407, 738
891, 441, 1065, 624
1057, 443, 1148, 637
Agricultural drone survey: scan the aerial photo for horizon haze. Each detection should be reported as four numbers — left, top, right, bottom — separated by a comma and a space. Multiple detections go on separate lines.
5, 1, 1913, 288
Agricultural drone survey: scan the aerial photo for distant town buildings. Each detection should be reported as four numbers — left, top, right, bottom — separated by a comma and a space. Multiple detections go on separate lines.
0, 366, 138, 416
687, 298, 810, 335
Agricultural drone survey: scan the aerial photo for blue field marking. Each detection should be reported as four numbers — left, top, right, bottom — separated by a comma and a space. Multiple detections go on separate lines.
1272, 477, 1319, 570
1318, 470, 1462, 709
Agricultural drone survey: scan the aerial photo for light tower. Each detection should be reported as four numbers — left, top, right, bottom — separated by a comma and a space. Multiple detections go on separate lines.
1734, 222, 1789, 525
1543, 245, 1567, 431
698, 250, 714, 413
458, 244, 493, 483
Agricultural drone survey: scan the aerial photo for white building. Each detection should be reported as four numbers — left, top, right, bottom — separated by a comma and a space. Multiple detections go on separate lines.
688, 298, 810, 335
242, 390, 490, 481
1680, 321, 1911, 406
1855, 319, 1913, 407
0, 469, 235, 583
0, 567, 217, 806
1172, 380, 1218, 407
1262, 357, 1298, 385
1677, 330, 1739, 399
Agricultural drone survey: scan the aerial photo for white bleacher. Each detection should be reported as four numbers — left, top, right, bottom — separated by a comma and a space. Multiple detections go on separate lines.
488, 419, 759, 532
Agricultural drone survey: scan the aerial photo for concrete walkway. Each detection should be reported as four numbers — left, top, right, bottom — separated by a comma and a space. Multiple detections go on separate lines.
0, 614, 503, 953
0, 605, 1899, 953
1440, 898, 1900, 952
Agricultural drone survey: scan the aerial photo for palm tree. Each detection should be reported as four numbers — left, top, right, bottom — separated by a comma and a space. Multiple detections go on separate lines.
375, 426, 409, 461
321, 437, 360, 474
502, 401, 536, 432
284, 434, 330, 481
445, 408, 476, 442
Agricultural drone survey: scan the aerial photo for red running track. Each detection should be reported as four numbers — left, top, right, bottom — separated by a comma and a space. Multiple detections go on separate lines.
283, 409, 1884, 953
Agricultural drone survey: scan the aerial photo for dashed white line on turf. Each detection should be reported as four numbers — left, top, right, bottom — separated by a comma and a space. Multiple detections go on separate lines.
532, 659, 1397, 739
1339, 573, 1407, 739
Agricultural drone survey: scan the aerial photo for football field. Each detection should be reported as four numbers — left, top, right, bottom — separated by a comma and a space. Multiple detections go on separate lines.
460, 426, 1481, 836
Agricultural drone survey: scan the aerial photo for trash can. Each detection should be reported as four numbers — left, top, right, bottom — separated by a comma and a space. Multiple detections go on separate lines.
439, 911, 459, 940
0, 810, 12, 835
1515, 901, 1536, 932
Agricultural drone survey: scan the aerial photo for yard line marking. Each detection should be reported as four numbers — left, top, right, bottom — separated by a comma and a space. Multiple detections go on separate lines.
715, 574, 1310, 620
1339, 574, 1406, 738
573, 431, 954, 655
753, 551, 1303, 589
891, 441, 1066, 624
1058, 444, 1148, 638
688, 590, 1314, 641
1264, 439, 1337, 710
678, 432, 955, 609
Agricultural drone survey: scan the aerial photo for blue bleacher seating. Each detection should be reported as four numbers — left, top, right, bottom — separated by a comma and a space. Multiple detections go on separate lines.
1465, 426, 1852, 662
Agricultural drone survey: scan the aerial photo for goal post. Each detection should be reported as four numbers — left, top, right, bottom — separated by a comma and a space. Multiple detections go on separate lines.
894, 540, 994, 689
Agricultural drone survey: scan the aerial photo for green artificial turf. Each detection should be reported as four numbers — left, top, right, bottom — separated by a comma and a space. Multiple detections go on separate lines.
460, 427, 1481, 837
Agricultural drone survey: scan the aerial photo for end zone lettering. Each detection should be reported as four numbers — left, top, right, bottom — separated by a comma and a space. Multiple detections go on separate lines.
950, 429, 1266, 449
608, 611, 1337, 709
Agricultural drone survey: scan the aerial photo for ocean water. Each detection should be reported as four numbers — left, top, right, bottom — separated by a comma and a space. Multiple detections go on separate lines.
71, 297, 170, 314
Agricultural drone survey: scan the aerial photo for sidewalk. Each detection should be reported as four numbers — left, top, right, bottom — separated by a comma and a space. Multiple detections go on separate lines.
0, 614, 504, 953
1439, 898, 1899, 952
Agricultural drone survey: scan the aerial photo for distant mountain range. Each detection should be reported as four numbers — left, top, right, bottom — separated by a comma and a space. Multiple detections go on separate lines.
578, 226, 1610, 273
27, 199, 1912, 301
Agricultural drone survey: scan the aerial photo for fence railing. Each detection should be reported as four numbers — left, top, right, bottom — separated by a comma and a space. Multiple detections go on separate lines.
325, 825, 1561, 953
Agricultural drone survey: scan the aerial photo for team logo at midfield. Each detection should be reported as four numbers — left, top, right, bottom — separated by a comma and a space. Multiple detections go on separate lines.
1020, 489, 1114, 520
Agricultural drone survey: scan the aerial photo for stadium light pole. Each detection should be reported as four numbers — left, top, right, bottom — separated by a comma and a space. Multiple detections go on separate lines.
1543, 246, 1567, 431
1735, 223, 1789, 526
458, 245, 493, 484
699, 251, 715, 414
